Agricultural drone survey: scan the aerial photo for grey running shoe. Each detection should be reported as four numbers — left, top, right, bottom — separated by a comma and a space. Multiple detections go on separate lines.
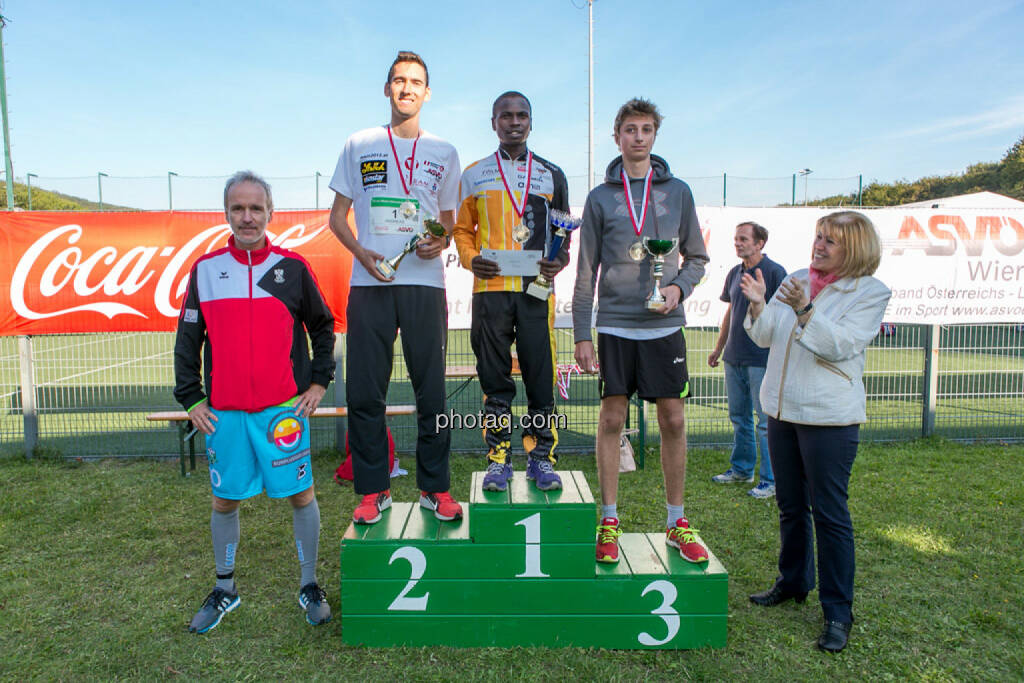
299, 582, 332, 625
748, 482, 776, 499
711, 468, 754, 484
189, 586, 240, 634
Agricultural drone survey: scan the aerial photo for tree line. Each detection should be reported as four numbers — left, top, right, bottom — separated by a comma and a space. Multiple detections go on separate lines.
806, 133, 1024, 207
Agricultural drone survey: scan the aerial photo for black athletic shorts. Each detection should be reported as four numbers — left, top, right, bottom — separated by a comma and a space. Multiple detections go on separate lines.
597, 330, 690, 402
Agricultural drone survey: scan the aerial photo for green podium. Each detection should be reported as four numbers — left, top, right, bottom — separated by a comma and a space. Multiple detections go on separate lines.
340, 471, 727, 648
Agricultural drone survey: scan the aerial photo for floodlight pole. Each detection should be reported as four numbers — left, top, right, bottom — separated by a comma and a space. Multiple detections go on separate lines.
588, 0, 595, 192
98, 172, 108, 211
168, 171, 177, 210
0, 15, 15, 210
798, 168, 812, 206
26, 172, 36, 210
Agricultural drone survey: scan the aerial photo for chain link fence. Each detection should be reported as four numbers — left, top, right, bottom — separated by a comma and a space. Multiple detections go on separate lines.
2, 324, 1021, 461
17, 173, 865, 211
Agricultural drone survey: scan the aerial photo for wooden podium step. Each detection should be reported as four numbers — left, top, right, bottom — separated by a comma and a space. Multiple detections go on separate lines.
341, 471, 728, 648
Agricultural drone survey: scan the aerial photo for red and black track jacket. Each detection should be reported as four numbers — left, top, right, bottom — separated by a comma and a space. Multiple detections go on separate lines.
173, 236, 335, 412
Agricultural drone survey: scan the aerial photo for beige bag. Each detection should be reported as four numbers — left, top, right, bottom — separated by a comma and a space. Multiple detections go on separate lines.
618, 429, 639, 473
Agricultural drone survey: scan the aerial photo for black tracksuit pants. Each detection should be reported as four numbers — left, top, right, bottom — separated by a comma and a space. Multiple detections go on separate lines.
346, 285, 449, 495
470, 291, 557, 460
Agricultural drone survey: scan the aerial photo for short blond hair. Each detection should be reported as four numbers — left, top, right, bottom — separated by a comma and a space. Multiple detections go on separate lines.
817, 211, 881, 278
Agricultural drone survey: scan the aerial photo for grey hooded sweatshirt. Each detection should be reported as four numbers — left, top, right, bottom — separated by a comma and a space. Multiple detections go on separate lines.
572, 154, 709, 343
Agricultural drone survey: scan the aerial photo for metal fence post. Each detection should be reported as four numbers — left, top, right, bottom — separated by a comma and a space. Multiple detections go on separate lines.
791, 173, 796, 205
27, 172, 37, 210
18, 335, 38, 457
168, 171, 177, 210
921, 324, 940, 436
722, 172, 727, 207
334, 332, 346, 451
858, 174, 863, 206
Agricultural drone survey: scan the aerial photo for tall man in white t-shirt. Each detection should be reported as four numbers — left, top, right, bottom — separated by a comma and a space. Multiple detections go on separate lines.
328, 51, 463, 525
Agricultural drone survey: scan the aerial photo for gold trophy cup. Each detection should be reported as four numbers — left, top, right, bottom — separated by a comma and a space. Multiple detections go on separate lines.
376, 216, 447, 279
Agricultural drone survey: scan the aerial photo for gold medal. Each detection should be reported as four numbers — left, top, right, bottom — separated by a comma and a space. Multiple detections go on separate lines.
511, 222, 532, 244
629, 241, 646, 262
399, 200, 417, 220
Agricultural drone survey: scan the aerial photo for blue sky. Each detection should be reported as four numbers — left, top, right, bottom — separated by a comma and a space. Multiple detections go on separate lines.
5, 0, 1024, 208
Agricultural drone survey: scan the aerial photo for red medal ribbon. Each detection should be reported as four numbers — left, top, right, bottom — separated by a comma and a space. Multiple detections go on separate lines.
387, 125, 420, 197
621, 167, 653, 237
495, 150, 533, 219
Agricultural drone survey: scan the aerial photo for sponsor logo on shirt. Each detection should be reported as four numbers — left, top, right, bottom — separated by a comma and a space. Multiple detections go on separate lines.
361, 160, 387, 188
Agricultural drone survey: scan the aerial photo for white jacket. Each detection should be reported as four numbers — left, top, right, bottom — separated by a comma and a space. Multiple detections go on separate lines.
744, 269, 891, 426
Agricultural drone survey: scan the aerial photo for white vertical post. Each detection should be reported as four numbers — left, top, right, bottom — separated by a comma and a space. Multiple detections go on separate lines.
588, 0, 594, 192
18, 335, 37, 457
335, 333, 346, 450
922, 324, 940, 436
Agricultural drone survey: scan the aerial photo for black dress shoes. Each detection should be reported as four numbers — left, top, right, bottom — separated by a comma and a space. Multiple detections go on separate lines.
748, 584, 808, 607
817, 620, 852, 653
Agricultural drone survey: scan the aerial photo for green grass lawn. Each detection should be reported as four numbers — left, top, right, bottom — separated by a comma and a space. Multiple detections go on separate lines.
1, 439, 1021, 680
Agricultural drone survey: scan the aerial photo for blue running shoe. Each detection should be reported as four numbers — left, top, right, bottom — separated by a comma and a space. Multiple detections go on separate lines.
526, 457, 562, 491
482, 460, 513, 492
298, 582, 331, 625
189, 586, 240, 634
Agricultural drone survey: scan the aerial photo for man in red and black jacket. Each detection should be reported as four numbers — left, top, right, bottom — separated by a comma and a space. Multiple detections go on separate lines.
173, 170, 335, 634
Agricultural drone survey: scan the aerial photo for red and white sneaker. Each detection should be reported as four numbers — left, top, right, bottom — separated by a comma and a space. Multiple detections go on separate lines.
419, 491, 463, 521
353, 490, 391, 525
666, 517, 709, 563
595, 517, 623, 564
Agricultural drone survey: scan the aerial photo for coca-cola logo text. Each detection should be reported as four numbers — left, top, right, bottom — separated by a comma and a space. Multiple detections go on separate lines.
11, 222, 329, 321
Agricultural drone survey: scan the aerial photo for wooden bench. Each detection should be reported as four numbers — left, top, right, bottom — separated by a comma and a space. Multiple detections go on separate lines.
147, 404, 416, 477
445, 363, 521, 400
445, 363, 647, 466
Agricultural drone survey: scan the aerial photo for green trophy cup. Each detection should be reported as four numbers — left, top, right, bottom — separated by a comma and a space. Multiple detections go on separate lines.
643, 237, 679, 310
375, 216, 447, 279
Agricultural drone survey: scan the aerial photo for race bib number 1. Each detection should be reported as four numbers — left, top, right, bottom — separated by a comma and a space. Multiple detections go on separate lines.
371, 196, 420, 236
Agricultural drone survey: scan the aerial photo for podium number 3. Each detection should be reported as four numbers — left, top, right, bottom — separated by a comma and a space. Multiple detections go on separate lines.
638, 580, 680, 646
387, 546, 429, 611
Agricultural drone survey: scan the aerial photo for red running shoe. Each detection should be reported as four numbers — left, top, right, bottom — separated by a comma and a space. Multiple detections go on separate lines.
419, 491, 463, 521
666, 517, 709, 563
353, 490, 391, 524
595, 517, 623, 564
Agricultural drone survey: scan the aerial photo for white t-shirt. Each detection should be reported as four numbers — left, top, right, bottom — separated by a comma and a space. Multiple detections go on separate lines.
330, 125, 461, 288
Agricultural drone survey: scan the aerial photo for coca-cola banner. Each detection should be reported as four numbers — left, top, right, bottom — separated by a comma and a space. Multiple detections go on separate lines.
5, 206, 1024, 336
0, 211, 353, 335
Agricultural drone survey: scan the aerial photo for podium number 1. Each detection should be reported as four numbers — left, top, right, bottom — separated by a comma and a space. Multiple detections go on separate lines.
514, 513, 549, 578
387, 546, 429, 611
638, 580, 680, 646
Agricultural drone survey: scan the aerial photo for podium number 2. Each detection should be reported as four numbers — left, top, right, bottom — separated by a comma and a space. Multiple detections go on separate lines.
637, 580, 680, 646
515, 512, 549, 578
387, 546, 429, 611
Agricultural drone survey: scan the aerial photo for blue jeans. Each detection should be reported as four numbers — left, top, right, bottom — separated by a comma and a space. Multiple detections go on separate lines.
724, 362, 772, 484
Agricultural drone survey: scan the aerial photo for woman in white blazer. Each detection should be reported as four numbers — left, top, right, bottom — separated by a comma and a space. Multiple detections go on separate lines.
740, 211, 891, 654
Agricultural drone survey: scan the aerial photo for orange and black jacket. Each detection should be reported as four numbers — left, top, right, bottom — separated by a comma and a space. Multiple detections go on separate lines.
453, 148, 570, 293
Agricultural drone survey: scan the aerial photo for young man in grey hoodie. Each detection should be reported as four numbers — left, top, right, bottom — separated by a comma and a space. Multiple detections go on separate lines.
572, 98, 710, 565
